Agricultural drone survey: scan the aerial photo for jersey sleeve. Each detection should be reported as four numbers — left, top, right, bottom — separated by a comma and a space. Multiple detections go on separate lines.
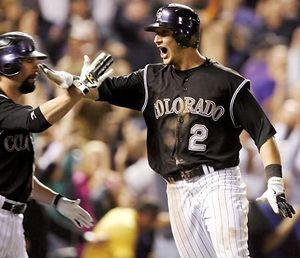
97, 69, 146, 111
233, 87, 276, 150
0, 96, 51, 132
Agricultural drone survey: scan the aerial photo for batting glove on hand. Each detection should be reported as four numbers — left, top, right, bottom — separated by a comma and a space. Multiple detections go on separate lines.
256, 177, 295, 218
56, 197, 94, 228
73, 52, 114, 95
38, 64, 74, 89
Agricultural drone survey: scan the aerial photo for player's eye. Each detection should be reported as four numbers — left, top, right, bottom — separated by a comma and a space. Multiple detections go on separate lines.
156, 29, 172, 37
21, 58, 36, 63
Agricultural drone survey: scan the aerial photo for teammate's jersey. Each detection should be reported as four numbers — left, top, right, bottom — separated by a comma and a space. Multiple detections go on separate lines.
0, 90, 50, 202
99, 59, 276, 176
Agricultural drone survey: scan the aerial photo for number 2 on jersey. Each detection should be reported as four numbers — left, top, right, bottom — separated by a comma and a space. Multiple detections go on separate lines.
188, 124, 208, 151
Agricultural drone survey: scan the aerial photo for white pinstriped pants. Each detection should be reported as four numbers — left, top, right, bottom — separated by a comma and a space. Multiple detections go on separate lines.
166, 166, 250, 258
0, 195, 28, 258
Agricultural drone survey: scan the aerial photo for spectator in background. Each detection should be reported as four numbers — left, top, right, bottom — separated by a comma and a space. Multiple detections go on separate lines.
56, 0, 98, 73
56, 20, 98, 75
200, 3, 229, 65
123, 124, 159, 202
240, 34, 284, 113
0, 0, 24, 33
265, 44, 289, 117
224, 0, 258, 71
91, 0, 119, 42
287, 26, 300, 88
72, 140, 120, 257
255, 0, 299, 45
72, 140, 114, 222
37, 0, 70, 65
281, 0, 300, 22
273, 99, 300, 205
82, 200, 169, 258
113, 0, 158, 70
37, 0, 69, 27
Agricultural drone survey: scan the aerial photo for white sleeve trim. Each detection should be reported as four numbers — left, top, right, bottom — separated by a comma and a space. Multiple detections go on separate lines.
0, 94, 9, 99
141, 64, 149, 112
230, 79, 250, 128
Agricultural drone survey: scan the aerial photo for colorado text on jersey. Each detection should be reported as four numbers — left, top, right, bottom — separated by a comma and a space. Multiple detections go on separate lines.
154, 96, 225, 121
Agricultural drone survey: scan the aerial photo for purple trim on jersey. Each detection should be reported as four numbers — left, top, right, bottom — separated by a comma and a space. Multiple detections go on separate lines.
230, 79, 250, 128
141, 64, 149, 112
0, 94, 9, 99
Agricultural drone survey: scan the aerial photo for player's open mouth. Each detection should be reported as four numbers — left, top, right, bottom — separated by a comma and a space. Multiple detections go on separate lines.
159, 47, 168, 59
28, 73, 37, 82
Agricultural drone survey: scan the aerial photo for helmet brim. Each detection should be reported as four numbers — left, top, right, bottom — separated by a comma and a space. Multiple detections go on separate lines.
144, 23, 162, 32
21, 50, 47, 60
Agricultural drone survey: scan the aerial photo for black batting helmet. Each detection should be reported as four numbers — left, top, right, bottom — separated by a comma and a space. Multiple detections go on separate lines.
0, 31, 47, 76
145, 3, 200, 48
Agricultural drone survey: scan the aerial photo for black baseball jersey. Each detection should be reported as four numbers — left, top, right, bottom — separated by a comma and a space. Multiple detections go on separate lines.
0, 89, 50, 202
98, 59, 276, 176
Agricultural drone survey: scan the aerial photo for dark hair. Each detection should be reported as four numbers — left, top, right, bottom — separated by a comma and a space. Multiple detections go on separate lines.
136, 200, 160, 218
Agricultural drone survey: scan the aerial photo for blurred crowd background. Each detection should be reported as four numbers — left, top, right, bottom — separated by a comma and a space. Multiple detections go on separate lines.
1, 0, 300, 257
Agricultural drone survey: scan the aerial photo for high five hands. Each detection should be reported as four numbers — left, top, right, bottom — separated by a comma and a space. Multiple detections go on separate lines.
39, 52, 114, 98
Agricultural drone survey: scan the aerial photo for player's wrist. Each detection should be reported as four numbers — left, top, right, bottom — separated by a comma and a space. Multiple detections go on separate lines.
52, 193, 63, 208
267, 176, 284, 195
73, 79, 90, 95
265, 164, 282, 180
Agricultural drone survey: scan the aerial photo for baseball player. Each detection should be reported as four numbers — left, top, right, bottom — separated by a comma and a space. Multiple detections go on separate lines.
0, 31, 113, 258
43, 3, 295, 258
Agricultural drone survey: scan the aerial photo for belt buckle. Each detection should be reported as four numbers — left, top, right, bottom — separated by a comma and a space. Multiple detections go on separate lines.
9, 204, 17, 213
180, 170, 193, 180
10, 203, 26, 214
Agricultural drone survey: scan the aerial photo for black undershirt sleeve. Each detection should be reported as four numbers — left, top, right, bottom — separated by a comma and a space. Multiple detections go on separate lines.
0, 97, 51, 132
97, 70, 145, 111
29, 107, 51, 132
233, 88, 276, 150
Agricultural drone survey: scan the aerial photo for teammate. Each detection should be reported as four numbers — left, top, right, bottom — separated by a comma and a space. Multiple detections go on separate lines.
0, 31, 98, 258
43, 3, 295, 258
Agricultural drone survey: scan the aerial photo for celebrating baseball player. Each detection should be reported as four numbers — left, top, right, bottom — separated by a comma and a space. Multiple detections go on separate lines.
43, 3, 295, 258
0, 31, 114, 258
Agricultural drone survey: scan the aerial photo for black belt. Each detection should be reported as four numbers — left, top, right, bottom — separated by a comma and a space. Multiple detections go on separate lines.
2, 201, 27, 214
164, 164, 215, 183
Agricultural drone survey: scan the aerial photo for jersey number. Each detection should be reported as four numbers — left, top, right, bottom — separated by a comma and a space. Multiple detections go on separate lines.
188, 124, 208, 152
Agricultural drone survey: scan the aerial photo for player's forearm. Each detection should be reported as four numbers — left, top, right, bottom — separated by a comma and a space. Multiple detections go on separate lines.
31, 176, 57, 205
39, 86, 82, 125
259, 137, 281, 168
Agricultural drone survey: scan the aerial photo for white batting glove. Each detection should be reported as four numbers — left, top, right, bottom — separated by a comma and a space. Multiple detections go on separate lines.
56, 197, 94, 228
256, 177, 295, 218
73, 52, 114, 95
38, 64, 74, 89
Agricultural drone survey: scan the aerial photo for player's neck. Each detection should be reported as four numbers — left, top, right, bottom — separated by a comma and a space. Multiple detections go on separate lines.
172, 49, 206, 71
0, 78, 21, 102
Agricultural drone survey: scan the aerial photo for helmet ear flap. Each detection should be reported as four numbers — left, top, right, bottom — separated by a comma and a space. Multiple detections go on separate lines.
173, 29, 191, 47
0, 50, 22, 76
